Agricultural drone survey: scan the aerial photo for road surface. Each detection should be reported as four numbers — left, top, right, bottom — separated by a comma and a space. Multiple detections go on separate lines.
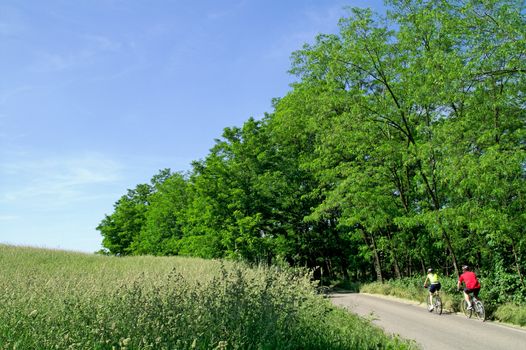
330, 292, 526, 350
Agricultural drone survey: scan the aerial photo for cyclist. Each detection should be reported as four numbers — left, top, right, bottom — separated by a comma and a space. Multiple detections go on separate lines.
457, 265, 481, 310
424, 268, 441, 311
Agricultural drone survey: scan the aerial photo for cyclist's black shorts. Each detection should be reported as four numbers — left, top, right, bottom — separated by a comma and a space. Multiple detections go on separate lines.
464, 287, 480, 297
429, 283, 441, 293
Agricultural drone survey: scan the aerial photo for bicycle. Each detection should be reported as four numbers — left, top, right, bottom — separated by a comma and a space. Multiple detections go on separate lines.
425, 286, 442, 315
460, 291, 485, 321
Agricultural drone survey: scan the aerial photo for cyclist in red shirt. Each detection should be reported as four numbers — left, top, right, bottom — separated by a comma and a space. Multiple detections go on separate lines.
457, 265, 481, 309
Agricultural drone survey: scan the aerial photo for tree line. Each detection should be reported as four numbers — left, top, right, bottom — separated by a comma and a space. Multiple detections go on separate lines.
98, 0, 525, 301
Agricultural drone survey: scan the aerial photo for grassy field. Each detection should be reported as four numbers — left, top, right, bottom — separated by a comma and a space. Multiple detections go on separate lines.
0, 245, 415, 349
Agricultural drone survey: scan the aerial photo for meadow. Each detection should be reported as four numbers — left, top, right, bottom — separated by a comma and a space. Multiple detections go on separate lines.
0, 245, 415, 349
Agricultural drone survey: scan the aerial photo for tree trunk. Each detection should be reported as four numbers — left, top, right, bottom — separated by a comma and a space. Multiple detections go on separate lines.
409, 229, 426, 276
438, 218, 459, 276
386, 230, 402, 279
360, 227, 383, 283
511, 240, 525, 288
370, 232, 384, 283
340, 255, 350, 285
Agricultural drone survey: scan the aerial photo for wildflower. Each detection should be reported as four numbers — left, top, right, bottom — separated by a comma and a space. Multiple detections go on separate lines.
216, 340, 228, 350
29, 310, 38, 318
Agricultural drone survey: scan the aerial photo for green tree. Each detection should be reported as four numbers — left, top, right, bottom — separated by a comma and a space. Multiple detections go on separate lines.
97, 1, 525, 300
97, 183, 152, 255
131, 171, 190, 255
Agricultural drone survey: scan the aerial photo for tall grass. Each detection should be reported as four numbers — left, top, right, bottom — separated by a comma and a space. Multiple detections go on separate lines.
493, 303, 526, 327
0, 245, 415, 349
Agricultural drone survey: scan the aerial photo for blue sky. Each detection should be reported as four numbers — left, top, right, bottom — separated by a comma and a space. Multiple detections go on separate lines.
0, 0, 385, 253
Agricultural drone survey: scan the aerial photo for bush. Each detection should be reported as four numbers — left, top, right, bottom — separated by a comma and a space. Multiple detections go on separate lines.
494, 303, 526, 327
479, 262, 526, 309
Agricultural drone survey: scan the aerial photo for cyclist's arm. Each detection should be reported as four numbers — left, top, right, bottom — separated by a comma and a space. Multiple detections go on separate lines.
457, 276, 463, 290
423, 275, 429, 287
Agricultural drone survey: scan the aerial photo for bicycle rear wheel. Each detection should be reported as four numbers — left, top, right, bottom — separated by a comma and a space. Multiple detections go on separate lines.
461, 300, 472, 318
434, 295, 442, 315
473, 300, 485, 321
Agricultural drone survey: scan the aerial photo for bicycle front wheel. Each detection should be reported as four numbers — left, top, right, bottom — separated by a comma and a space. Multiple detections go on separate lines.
473, 300, 485, 321
461, 300, 472, 318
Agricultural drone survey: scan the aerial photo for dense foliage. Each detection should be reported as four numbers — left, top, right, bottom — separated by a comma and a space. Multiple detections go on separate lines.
0, 245, 415, 349
98, 0, 526, 303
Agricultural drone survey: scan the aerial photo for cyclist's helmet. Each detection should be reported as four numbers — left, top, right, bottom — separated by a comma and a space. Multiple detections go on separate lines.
462, 265, 469, 271
427, 268, 433, 273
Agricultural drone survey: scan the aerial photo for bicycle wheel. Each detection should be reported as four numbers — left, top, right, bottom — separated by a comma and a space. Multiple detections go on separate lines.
434, 295, 442, 315
461, 300, 472, 318
473, 300, 485, 321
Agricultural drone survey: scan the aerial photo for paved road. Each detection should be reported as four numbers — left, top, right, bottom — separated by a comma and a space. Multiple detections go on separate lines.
330, 293, 526, 350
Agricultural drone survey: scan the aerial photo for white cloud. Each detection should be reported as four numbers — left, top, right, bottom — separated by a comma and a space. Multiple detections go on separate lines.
206, 0, 246, 20
304, 4, 346, 30
30, 34, 126, 73
0, 85, 35, 105
0, 151, 131, 252
84, 34, 123, 51
262, 4, 346, 62
0, 215, 19, 221
263, 31, 316, 61
0, 152, 123, 207
31, 49, 95, 72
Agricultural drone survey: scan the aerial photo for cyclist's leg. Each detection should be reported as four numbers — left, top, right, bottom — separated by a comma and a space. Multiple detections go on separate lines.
463, 288, 472, 307
472, 288, 482, 308
427, 290, 434, 310
429, 284, 437, 309
434, 283, 441, 303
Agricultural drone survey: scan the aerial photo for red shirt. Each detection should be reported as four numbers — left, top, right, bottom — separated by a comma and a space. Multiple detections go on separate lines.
459, 271, 481, 289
